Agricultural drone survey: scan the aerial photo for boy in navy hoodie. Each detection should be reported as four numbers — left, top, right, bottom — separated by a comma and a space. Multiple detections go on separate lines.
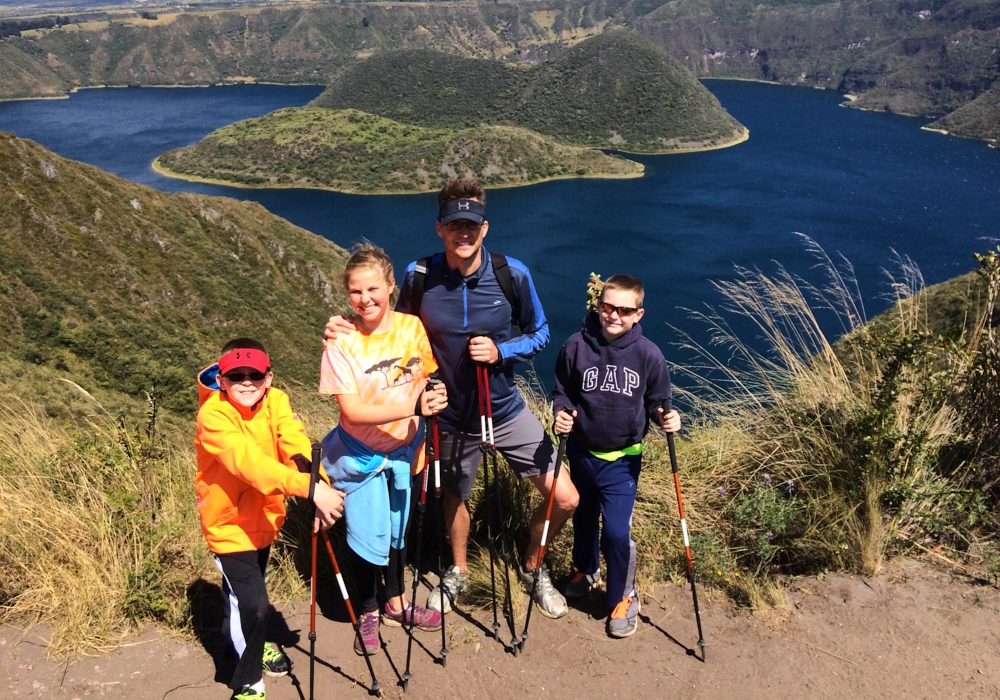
552, 274, 680, 638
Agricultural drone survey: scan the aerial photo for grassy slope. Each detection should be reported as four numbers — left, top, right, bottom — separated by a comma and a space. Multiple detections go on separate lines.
930, 85, 1000, 145
155, 106, 643, 193
1, 0, 996, 141
0, 131, 349, 415
310, 32, 745, 152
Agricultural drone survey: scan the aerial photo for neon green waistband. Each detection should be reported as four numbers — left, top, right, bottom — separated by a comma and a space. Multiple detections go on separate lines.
589, 443, 643, 461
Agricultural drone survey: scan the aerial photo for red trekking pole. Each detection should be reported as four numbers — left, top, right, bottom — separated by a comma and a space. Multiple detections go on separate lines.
308, 444, 320, 700
518, 409, 570, 653
663, 400, 707, 662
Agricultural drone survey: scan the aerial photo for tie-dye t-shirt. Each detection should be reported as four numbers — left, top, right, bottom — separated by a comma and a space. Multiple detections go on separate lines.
319, 311, 438, 457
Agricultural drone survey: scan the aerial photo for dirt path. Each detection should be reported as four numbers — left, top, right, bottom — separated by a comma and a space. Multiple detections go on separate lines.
4, 559, 999, 699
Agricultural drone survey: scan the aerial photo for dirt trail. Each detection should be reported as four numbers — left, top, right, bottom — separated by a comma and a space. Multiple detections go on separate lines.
4, 559, 999, 699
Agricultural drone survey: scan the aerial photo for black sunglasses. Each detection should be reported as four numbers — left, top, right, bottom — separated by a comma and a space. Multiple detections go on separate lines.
599, 301, 639, 317
444, 220, 483, 232
223, 370, 268, 383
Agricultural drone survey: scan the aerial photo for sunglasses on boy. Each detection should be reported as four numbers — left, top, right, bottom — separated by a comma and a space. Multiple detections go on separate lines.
222, 370, 269, 383
599, 301, 640, 317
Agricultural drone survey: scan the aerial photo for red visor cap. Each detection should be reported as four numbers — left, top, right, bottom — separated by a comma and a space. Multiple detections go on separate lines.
218, 348, 271, 375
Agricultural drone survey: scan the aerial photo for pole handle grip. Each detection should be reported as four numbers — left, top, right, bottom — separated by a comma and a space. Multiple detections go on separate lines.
309, 442, 321, 503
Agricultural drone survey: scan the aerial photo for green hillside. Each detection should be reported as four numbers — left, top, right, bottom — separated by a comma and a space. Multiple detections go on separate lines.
154, 107, 643, 193
310, 32, 746, 152
930, 86, 1000, 146
0, 131, 350, 415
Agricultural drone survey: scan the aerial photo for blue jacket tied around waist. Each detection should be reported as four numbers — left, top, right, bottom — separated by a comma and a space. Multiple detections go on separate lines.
321, 423, 423, 566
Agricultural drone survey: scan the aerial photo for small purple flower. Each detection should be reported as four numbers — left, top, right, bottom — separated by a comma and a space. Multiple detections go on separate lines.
765, 531, 774, 542
763, 474, 772, 484
786, 480, 796, 492
718, 487, 727, 496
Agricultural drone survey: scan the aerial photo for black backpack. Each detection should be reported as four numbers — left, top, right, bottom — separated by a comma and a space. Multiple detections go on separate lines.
410, 253, 517, 324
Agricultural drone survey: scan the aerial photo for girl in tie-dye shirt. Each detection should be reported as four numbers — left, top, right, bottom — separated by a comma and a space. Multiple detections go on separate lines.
319, 243, 447, 655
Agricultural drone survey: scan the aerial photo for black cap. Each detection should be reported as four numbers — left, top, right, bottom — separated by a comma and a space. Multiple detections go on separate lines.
439, 198, 486, 225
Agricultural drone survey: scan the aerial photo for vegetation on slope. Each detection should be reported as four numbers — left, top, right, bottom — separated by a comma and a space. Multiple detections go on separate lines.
0, 132, 350, 415
311, 32, 745, 152
930, 85, 1000, 146
155, 107, 643, 193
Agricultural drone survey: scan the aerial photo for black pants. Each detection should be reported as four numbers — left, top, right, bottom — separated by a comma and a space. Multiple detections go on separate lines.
346, 544, 407, 613
215, 547, 273, 690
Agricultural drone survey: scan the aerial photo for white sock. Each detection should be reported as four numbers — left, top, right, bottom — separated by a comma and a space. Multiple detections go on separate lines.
251, 679, 265, 693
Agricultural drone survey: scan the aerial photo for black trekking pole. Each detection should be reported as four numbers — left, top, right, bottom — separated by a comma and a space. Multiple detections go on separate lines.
519, 410, 570, 653
308, 444, 320, 700
402, 376, 443, 691
477, 358, 520, 655
663, 400, 707, 662
320, 529, 382, 695
430, 406, 449, 667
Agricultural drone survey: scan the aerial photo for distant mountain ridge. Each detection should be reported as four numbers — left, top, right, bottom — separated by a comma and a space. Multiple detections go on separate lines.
0, 131, 349, 414
310, 32, 745, 153
0, 0, 997, 144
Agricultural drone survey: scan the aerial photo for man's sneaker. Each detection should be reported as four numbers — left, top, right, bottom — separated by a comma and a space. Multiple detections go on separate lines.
231, 686, 265, 700
519, 566, 568, 619
354, 611, 381, 656
565, 571, 600, 600
261, 642, 291, 677
607, 595, 640, 638
382, 601, 443, 631
426, 566, 467, 614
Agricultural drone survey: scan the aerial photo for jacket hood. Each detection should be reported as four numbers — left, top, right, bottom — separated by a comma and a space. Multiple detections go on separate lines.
581, 311, 645, 352
198, 364, 221, 408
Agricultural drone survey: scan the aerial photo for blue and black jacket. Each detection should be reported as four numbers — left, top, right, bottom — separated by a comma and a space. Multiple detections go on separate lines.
396, 246, 549, 433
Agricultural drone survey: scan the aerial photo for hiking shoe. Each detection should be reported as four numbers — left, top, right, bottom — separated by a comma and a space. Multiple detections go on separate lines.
565, 570, 600, 600
261, 642, 291, 677
354, 611, 381, 656
519, 566, 568, 619
607, 595, 640, 638
426, 566, 467, 614
383, 602, 443, 632
231, 686, 265, 700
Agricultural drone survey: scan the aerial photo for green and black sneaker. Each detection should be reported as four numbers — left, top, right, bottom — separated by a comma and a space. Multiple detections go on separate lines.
262, 642, 291, 677
231, 685, 265, 700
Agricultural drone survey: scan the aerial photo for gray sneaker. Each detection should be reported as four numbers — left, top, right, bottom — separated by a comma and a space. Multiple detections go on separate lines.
607, 595, 640, 638
519, 566, 568, 619
426, 566, 467, 614
564, 570, 601, 600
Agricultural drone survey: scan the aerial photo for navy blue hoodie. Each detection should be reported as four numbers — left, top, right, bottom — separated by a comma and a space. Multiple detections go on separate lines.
552, 312, 672, 451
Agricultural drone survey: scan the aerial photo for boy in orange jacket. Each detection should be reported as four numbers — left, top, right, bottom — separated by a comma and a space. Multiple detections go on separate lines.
195, 338, 345, 700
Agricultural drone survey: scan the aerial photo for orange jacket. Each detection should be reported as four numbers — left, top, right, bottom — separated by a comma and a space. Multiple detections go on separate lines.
195, 364, 314, 555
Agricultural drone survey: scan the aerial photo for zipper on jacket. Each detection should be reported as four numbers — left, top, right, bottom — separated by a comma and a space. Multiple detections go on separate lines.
462, 280, 469, 330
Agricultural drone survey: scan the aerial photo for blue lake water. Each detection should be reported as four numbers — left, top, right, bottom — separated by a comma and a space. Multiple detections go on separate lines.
2, 82, 998, 392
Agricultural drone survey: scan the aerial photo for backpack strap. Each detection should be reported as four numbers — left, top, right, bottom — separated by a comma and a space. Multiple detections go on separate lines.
410, 256, 431, 314
490, 253, 516, 313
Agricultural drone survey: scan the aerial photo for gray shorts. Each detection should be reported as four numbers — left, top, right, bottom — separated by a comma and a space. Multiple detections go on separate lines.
437, 406, 557, 500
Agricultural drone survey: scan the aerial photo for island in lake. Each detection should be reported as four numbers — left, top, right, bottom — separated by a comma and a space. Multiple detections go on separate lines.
154, 32, 747, 194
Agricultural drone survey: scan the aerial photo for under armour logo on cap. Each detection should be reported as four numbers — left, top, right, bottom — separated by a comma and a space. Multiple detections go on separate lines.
439, 198, 486, 225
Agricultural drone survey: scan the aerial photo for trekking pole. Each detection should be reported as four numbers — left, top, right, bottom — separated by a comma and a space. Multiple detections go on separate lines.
308, 444, 320, 700
518, 410, 570, 653
430, 403, 449, 667
402, 375, 443, 691
663, 400, 707, 662
478, 359, 520, 655
320, 530, 382, 695
474, 360, 502, 644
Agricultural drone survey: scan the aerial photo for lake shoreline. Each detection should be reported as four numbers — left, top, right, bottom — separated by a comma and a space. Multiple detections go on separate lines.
151, 156, 646, 195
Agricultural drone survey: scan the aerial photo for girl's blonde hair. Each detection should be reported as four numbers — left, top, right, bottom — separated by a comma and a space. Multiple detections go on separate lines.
343, 242, 395, 288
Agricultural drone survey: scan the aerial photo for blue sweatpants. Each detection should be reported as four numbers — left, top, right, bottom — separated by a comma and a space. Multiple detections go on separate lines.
568, 440, 641, 610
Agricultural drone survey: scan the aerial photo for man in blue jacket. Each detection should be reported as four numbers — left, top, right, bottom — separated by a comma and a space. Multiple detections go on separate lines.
325, 178, 578, 620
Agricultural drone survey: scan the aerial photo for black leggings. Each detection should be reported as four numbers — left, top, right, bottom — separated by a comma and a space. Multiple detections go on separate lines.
346, 544, 407, 613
